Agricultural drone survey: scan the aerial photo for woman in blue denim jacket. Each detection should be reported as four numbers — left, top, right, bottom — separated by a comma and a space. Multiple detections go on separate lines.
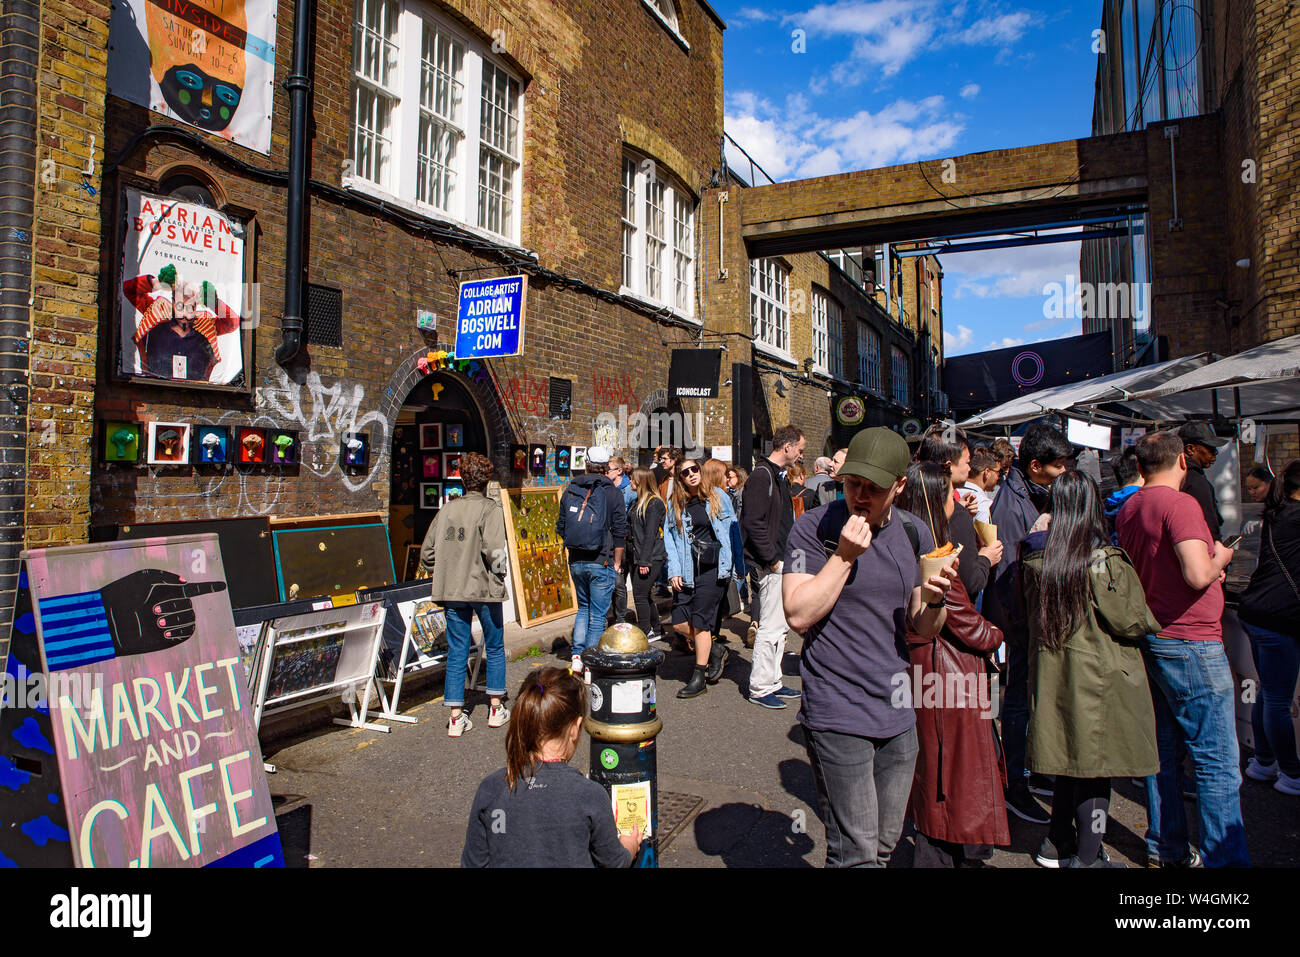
663, 456, 738, 699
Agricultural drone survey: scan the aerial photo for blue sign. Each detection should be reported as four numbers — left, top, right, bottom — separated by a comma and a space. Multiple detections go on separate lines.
455, 275, 527, 359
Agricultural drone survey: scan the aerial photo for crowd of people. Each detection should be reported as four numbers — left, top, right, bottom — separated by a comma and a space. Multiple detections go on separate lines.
426, 422, 1298, 869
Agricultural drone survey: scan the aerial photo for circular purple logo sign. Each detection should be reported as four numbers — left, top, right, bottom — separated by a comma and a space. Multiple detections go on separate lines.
1011, 351, 1045, 388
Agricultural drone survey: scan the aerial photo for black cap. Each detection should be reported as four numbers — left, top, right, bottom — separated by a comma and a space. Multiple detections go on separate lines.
1178, 422, 1228, 449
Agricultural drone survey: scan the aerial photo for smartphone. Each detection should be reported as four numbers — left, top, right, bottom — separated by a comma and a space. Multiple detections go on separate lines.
1222, 534, 1243, 549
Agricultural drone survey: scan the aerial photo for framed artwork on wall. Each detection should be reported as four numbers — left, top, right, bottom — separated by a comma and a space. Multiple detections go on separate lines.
342, 431, 370, 468
528, 443, 546, 474
269, 429, 299, 465
419, 482, 441, 510
554, 446, 571, 473
511, 444, 528, 472
146, 421, 191, 465
238, 426, 267, 463
419, 423, 442, 449
195, 425, 231, 464
422, 454, 441, 479
446, 424, 464, 448
443, 452, 462, 480
572, 446, 587, 471
102, 421, 142, 463
443, 481, 464, 504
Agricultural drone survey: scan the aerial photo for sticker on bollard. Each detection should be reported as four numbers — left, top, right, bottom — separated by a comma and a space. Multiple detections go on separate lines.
582, 622, 665, 868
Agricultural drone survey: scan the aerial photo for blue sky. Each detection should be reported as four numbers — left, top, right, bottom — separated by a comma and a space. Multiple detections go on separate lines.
716, 0, 1104, 356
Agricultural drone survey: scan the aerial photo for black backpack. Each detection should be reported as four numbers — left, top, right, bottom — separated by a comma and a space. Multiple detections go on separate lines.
561, 480, 609, 552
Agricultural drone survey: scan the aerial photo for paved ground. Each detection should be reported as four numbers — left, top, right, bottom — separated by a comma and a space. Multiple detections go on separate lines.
261, 605, 1299, 868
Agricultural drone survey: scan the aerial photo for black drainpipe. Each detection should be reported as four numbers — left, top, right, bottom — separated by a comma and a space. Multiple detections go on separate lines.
275, 0, 314, 368
0, 0, 38, 635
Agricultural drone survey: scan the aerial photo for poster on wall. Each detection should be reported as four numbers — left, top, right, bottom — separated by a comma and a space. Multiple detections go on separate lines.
119, 188, 249, 386
20, 534, 283, 868
107, 0, 278, 155
499, 486, 577, 627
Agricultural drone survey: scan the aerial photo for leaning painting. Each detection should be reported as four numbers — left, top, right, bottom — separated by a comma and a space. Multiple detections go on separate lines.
499, 486, 577, 627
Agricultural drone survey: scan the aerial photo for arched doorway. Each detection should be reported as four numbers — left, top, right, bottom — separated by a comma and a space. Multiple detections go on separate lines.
387, 372, 491, 579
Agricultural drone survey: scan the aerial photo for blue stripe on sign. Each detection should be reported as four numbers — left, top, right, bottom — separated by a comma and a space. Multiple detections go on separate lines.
45, 621, 113, 642
39, 593, 104, 611
45, 647, 116, 669
45, 632, 114, 652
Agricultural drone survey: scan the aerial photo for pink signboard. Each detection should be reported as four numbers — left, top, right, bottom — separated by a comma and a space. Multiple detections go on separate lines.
24, 534, 282, 868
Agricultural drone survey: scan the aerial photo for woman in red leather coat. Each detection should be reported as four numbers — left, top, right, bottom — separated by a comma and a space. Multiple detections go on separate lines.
899, 462, 1009, 867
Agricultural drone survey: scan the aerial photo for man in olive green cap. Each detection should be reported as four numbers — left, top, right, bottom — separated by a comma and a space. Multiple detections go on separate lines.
782, 426, 957, 867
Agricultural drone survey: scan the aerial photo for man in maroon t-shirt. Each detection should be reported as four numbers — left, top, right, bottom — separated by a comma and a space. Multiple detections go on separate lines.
1115, 430, 1248, 868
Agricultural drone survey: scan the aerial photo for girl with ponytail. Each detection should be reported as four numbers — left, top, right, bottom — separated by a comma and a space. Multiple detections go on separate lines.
462, 667, 640, 867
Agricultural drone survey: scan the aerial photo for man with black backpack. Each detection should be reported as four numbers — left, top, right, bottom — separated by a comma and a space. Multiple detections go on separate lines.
556, 445, 627, 675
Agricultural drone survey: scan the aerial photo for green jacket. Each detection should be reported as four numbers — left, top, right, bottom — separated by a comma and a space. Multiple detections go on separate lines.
1021, 544, 1160, 779
420, 491, 509, 604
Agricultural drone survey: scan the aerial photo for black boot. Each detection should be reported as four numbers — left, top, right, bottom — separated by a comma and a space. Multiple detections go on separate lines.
677, 665, 708, 698
706, 642, 728, 684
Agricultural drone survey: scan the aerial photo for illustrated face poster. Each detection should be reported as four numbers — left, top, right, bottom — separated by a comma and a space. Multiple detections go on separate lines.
23, 535, 283, 868
107, 0, 277, 154
500, 486, 577, 626
119, 189, 247, 386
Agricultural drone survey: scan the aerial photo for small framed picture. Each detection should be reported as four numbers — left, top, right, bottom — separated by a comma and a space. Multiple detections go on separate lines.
146, 422, 191, 465
420, 423, 442, 449
422, 454, 441, 479
342, 431, 370, 468
529, 443, 547, 474
103, 421, 142, 463
555, 445, 571, 473
443, 452, 462, 480
195, 425, 230, 464
446, 424, 464, 448
572, 446, 587, 470
237, 426, 267, 463
269, 429, 299, 465
443, 480, 464, 504
419, 482, 441, 510
511, 444, 528, 472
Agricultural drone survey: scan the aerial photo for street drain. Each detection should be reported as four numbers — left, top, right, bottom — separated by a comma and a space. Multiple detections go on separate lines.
657, 791, 705, 850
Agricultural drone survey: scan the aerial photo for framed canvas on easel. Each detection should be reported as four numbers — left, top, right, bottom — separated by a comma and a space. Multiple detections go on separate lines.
499, 486, 577, 627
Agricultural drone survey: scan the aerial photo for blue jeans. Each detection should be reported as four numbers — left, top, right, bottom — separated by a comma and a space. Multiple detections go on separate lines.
803, 725, 918, 868
443, 602, 505, 708
570, 562, 616, 658
1141, 636, 1250, 867
1001, 636, 1029, 785
1243, 622, 1300, 776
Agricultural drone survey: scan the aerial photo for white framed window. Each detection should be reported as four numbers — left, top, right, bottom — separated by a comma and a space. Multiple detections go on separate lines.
810, 288, 836, 375
620, 153, 695, 319
891, 346, 910, 406
858, 323, 881, 393
348, 0, 524, 243
750, 258, 790, 355
827, 298, 843, 379
641, 0, 690, 50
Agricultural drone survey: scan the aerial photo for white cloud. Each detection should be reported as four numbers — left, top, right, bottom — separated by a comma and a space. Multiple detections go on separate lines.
960, 83, 980, 99
944, 236, 1082, 301
724, 91, 964, 180
944, 324, 974, 351
986, 336, 1027, 349
733, 6, 777, 25
789, 1, 1038, 87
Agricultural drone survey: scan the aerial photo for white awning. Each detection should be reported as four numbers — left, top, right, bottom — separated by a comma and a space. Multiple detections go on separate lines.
957, 354, 1208, 427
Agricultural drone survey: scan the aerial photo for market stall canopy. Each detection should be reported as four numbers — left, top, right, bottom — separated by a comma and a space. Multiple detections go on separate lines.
957, 355, 1208, 427
1113, 333, 1300, 421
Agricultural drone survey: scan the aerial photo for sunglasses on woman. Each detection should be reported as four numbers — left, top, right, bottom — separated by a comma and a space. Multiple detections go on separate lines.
679, 465, 699, 476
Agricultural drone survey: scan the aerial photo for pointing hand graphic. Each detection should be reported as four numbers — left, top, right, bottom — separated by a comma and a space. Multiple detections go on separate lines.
99, 569, 227, 657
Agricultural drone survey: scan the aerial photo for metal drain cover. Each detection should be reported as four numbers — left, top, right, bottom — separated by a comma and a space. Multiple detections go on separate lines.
657, 790, 705, 850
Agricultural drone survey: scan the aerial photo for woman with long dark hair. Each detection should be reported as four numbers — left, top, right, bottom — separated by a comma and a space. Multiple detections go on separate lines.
627, 467, 667, 642
663, 456, 738, 698
898, 462, 1009, 867
1239, 459, 1300, 795
1020, 470, 1161, 867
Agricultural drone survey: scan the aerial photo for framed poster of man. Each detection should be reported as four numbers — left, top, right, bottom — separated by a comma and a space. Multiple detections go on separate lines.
116, 186, 255, 391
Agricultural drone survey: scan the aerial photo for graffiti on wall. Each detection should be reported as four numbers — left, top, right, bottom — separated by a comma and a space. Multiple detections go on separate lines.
592, 374, 639, 414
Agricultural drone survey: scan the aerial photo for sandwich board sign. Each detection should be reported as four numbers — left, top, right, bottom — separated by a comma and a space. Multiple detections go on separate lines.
0, 534, 282, 867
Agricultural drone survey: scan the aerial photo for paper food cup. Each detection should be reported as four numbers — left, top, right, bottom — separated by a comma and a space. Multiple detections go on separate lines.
973, 520, 998, 547
919, 543, 962, 585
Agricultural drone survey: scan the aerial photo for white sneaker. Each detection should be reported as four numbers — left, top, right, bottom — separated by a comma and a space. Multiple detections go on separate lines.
1275, 772, 1300, 796
571, 655, 584, 675
1245, 757, 1278, 782
488, 704, 510, 728
448, 713, 472, 737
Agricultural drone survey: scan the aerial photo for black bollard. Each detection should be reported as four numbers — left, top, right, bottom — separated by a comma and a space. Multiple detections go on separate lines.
583, 622, 665, 867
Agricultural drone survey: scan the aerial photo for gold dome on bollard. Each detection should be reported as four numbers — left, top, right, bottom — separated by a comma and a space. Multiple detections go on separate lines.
597, 621, 650, 654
